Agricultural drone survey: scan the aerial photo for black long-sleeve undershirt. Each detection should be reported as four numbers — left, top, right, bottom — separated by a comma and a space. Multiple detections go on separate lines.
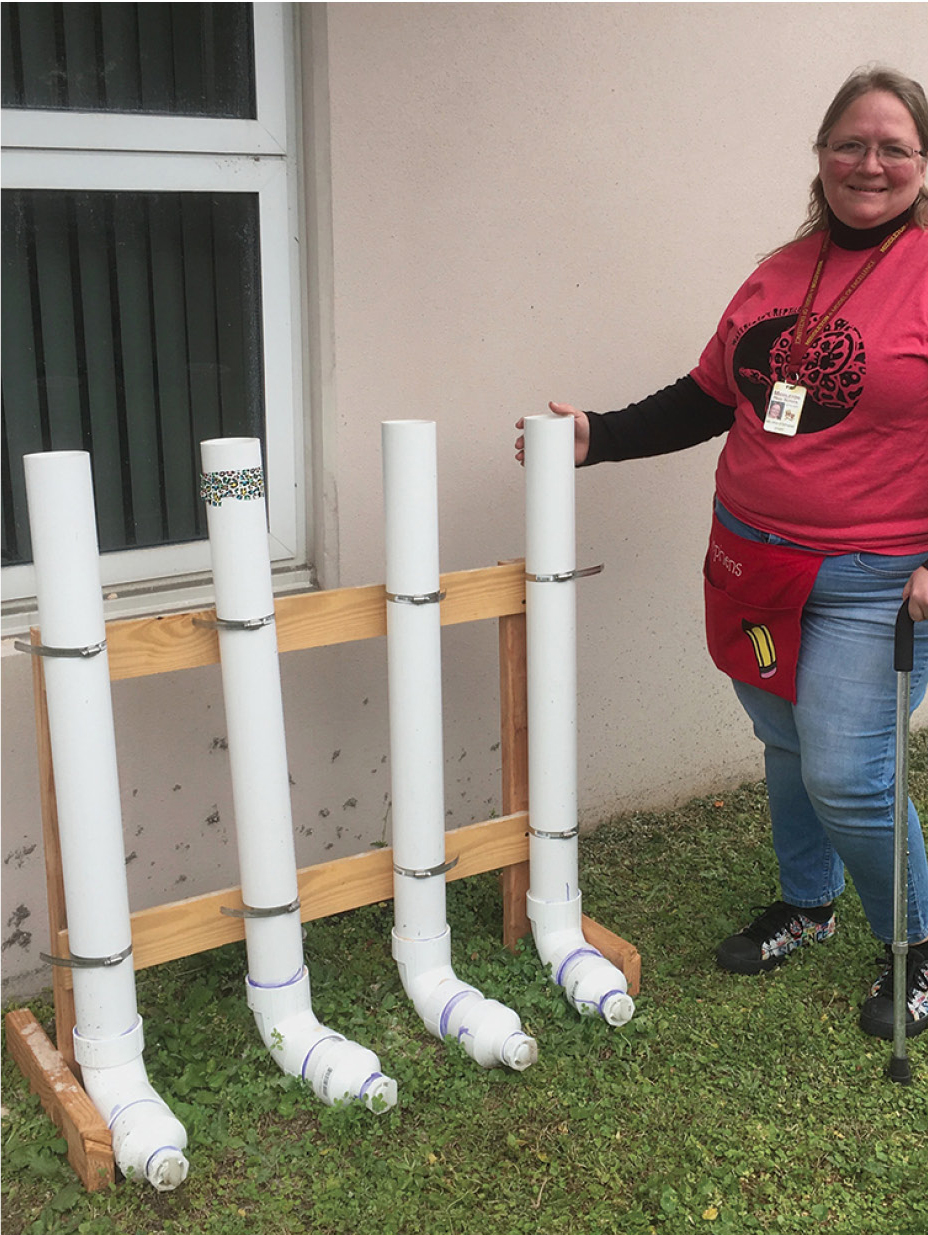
580, 209, 916, 468
581, 375, 736, 466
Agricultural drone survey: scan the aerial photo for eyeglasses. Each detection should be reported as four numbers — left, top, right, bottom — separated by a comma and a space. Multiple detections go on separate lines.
820, 139, 926, 166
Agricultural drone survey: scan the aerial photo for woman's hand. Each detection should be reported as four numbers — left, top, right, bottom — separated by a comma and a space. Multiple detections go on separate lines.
903, 563, 928, 621
514, 402, 592, 466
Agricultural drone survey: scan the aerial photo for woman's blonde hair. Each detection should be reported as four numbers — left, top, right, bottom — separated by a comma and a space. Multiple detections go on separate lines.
794, 65, 928, 241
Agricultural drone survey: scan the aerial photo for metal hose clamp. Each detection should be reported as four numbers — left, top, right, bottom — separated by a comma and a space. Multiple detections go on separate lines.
524, 564, 604, 583
393, 856, 459, 879
40, 941, 133, 969
220, 897, 301, 919
529, 825, 581, 839
192, 614, 275, 631
385, 590, 446, 605
15, 639, 107, 659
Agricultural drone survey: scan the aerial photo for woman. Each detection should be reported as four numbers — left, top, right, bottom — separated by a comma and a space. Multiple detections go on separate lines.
516, 67, 928, 1039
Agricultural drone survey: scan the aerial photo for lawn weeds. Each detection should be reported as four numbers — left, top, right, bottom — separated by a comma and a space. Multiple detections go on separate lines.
3, 732, 926, 1235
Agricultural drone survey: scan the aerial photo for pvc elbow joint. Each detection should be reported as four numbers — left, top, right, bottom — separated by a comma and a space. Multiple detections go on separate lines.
527, 892, 635, 1027
555, 946, 635, 1027
446, 988, 538, 1071
393, 929, 538, 1071
74, 1018, 189, 1191
108, 1093, 190, 1192
246, 968, 397, 1112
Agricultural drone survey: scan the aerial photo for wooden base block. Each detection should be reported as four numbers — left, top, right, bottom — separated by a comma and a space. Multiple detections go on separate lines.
5, 1008, 114, 1191
581, 914, 641, 997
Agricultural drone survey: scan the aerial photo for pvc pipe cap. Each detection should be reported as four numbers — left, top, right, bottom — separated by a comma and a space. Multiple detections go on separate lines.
501, 1033, 539, 1072
601, 991, 635, 1028
147, 1147, 190, 1192
363, 1074, 399, 1112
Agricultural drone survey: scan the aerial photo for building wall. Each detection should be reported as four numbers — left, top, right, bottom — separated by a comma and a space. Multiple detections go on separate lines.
3, 2, 926, 999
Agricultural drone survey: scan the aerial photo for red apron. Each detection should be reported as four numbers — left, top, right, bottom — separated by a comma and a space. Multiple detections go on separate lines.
703, 512, 825, 703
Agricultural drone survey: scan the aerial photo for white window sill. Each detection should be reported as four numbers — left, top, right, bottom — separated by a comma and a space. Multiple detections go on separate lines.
1, 564, 316, 640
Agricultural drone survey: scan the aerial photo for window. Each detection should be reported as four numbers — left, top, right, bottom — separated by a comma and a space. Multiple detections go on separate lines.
1, 3, 304, 616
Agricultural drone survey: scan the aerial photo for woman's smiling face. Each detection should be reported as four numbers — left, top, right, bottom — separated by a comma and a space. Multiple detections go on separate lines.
818, 90, 926, 229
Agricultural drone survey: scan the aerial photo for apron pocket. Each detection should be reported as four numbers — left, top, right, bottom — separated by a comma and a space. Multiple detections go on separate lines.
703, 512, 824, 703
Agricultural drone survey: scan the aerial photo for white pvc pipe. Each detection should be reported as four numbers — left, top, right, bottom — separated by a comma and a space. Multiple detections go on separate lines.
523, 414, 635, 1027
24, 451, 189, 1191
200, 438, 396, 1112
382, 420, 537, 1072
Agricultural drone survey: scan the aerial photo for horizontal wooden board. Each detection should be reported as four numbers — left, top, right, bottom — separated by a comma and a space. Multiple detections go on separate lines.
104, 561, 526, 680
56, 812, 531, 981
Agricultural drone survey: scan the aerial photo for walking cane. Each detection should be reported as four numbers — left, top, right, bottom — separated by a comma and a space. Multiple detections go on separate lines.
888, 600, 915, 1086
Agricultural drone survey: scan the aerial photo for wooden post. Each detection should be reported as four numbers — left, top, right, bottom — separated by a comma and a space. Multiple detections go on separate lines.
31, 635, 78, 1071
494, 570, 640, 993
498, 602, 531, 949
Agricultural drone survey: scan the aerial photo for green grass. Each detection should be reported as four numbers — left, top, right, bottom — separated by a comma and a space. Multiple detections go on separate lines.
3, 731, 927, 1235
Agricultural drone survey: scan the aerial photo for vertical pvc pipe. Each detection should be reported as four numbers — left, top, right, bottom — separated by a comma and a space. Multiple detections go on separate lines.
200, 438, 396, 1112
24, 451, 189, 1191
383, 421, 447, 944
523, 415, 634, 1027
383, 420, 537, 1072
200, 439, 301, 988
525, 414, 581, 901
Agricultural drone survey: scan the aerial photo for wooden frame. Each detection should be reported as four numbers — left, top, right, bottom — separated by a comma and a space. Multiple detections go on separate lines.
6, 562, 639, 1191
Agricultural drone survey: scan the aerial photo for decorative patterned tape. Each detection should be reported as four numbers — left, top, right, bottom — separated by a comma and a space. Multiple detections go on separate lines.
199, 467, 265, 506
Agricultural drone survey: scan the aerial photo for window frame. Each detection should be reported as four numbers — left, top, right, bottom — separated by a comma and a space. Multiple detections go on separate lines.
1, 4, 305, 618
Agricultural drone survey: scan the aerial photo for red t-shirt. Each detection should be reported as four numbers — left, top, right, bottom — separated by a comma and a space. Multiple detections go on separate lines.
692, 225, 928, 554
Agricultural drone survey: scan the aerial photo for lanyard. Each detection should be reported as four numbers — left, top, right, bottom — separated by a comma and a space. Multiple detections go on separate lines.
788, 221, 910, 379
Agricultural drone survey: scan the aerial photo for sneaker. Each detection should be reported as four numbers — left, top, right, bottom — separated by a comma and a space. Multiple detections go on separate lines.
716, 900, 836, 975
859, 944, 928, 1040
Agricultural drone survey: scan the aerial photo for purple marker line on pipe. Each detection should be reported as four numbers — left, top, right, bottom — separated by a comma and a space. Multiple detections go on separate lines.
358, 1073, 383, 1099
247, 967, 304, 991
300, 1034, 343, 1080
439, 989, 473, 1039
108, 1097, 165, 1128
555, 946, 601, 986
146, 1146, 183, 1175
598, 989, 624, 1015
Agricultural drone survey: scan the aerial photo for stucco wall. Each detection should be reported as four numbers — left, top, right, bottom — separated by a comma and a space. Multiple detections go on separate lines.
3, 2, 926, 999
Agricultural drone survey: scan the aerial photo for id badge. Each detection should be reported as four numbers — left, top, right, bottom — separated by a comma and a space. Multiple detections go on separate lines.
764, 382, 806, 436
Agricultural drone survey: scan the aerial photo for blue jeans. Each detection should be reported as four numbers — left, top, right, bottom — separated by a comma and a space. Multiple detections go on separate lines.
714, 500, 928, 944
